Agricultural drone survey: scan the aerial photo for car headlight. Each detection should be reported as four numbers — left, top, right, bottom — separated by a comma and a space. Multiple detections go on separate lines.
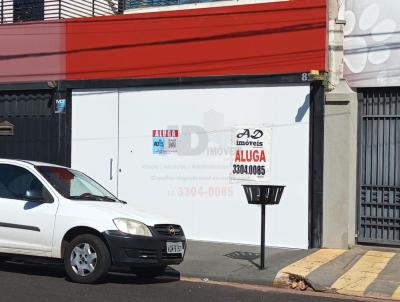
113, 218, 152, 237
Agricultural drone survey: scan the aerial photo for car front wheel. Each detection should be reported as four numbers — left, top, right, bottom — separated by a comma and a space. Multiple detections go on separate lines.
64, 234, 111, 284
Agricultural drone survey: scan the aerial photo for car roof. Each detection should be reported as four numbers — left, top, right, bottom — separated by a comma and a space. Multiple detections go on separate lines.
0, 158, 67, 169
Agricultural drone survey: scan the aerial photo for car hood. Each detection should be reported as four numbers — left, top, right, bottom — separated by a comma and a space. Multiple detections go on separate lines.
76, 201, 172, 226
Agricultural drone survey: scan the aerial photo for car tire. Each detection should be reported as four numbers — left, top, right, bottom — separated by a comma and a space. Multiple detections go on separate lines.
0, 254, 9, 263
131, 266, 167, 278
64, 234, 111, 284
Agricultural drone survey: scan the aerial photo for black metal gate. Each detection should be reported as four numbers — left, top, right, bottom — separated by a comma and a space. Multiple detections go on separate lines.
358, 87, 400, 245
0, 90, 70, 166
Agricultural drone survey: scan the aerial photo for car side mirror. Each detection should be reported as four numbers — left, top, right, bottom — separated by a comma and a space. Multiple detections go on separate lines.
25, 190, 49, 203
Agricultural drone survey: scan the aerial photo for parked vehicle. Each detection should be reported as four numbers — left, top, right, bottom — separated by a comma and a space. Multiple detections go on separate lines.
0, 159, 186, 283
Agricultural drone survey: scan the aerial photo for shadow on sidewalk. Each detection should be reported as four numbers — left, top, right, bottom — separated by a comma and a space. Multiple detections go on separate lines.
224, 251, 261, 269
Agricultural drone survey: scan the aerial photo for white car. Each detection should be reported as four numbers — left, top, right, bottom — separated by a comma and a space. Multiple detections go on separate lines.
0, 159, 186, 283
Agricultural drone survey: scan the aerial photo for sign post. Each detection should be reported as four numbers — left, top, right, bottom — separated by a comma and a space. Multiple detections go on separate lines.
261, 203, 266, 269
243, 185, 285, 270
230, 125, 284, 270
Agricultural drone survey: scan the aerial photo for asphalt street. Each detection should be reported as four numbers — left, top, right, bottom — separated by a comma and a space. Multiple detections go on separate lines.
0, 261, 381, 302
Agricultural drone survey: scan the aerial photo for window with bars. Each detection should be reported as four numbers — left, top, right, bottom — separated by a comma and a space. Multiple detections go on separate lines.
13, 0, 44, 22
124, 0, 227, 9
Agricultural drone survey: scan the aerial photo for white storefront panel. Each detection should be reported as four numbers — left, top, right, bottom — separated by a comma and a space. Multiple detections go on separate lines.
72, 85, 311, 249
71, 89, 119, 196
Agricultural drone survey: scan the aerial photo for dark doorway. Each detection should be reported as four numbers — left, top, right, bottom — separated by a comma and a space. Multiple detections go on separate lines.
13, 0, 44, 22
358, 87, 400, 246
0, 90, 70, 166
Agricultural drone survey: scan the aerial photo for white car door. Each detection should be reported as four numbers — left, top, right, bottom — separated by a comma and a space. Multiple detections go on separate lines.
0, 163, 58, 257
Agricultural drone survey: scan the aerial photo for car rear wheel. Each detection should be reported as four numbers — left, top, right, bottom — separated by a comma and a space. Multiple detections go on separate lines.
64, 234, 111, 284
131, 266, 167, 278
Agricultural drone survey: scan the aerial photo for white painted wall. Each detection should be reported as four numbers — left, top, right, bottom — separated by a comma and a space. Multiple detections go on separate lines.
71, 89, 119, 196
72, 85, 311, 249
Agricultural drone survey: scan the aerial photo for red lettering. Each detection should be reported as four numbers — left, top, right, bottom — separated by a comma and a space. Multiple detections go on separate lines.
153, 130, 179, 137
235, 150, 241, 162
246, 150, 253, 162
260, 150, 266, 162
234, 149, 266, 162
253, 150, 259, 161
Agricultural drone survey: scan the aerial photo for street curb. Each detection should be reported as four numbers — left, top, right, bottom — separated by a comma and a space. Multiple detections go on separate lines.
273, 272, 400, 301
181, 270, 397, 301
272, 271, 290, 287
273, 271, 331, 292
180, 276, 389, 302
180, 273, 277, 287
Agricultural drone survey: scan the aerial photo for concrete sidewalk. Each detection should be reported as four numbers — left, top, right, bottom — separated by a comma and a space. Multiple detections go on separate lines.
174, 240, 400, 301
174, 240, 313, 285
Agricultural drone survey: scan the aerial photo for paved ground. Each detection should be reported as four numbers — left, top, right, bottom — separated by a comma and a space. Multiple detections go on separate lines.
176, 240, 400, 301
0, 261, 383, 302
2, 240, 400, 301
176, 240, 313, 284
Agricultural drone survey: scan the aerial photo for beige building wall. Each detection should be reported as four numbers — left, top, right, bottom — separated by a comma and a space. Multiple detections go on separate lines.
323, 0, 358, 249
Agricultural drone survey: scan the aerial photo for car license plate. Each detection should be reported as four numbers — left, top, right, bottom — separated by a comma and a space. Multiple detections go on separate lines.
166, 242, 183, 254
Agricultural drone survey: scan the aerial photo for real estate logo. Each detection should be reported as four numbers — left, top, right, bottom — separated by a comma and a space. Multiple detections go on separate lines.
152, 130, 179, 155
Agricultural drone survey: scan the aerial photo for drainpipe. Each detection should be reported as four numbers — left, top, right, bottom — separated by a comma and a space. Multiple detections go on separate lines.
327, 0, 345, 91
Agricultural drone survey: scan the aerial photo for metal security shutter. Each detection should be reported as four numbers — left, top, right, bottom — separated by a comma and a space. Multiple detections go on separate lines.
0, 90, 70, 166
358, 87, 400, 245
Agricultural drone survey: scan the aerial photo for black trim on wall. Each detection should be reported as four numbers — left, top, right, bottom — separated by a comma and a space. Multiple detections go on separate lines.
0, 222, 40, 232
308, 81, 325, 249
59, 73, 309, 90
0, 82, 54, 91
0, 73, 310, 92
0, 73, 309, 92
65, 89, 72, 167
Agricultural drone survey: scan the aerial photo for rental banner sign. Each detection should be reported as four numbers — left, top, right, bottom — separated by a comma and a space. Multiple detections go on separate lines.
230, 126, 272, 183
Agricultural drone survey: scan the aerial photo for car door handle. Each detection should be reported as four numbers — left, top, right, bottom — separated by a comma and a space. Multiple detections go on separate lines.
110, 158, 113, 180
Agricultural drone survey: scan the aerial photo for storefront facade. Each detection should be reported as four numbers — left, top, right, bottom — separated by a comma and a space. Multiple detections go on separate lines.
0, 0, 326, 249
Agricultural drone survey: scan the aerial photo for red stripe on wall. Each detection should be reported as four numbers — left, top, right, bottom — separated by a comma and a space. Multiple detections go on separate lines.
65, 0, 326, 80
0, 0, 326, 84
0, 20, 66, 83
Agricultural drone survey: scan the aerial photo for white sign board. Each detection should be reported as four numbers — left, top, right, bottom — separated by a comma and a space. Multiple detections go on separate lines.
230, 126, 272, 183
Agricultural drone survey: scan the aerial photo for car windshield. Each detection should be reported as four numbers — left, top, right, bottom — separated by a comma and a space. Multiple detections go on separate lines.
36, 166, 118, 202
